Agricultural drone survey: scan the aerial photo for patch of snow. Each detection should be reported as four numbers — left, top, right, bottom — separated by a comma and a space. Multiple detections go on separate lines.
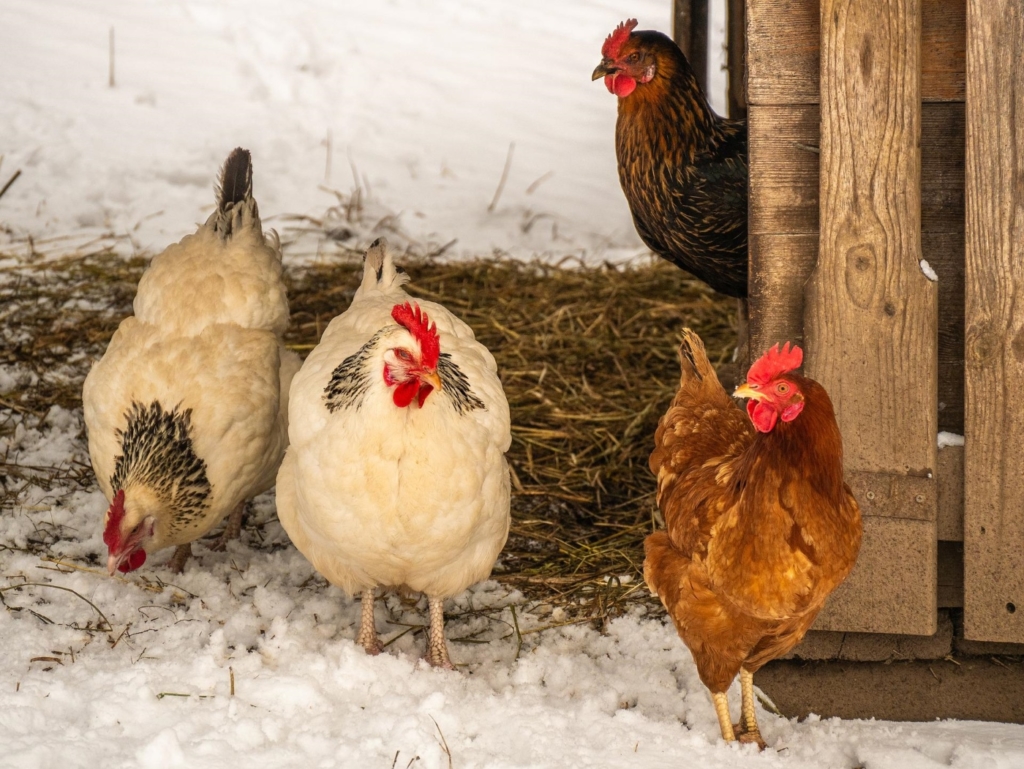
920, 259, 938, 281
938, 431, 965, 448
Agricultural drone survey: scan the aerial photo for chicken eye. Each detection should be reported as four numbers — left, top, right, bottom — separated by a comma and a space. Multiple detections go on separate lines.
627, 52, 640, 63
395, 349, 413, 362
776, 383, 789, 394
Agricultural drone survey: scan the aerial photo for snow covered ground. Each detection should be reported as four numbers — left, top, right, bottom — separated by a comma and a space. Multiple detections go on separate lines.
1, 0, 691, 262
3, 2, 1024, 767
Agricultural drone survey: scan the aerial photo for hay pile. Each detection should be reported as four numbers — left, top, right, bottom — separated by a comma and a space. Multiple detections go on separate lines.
1, 248, 738, 626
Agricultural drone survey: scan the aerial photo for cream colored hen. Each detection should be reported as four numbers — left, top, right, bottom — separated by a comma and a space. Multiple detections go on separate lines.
276, 239, 510, 668
83, 148, 300, 574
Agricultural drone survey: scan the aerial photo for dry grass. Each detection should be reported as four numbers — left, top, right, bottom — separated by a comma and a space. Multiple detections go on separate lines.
0, 247, 738, 624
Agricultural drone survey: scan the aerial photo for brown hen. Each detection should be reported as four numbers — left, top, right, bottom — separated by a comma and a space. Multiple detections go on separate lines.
593, 20, 747, 298
645, 330, 862, 748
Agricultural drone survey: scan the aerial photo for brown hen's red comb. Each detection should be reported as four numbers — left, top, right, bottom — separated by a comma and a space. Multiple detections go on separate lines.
391, 302, 440, 369
602, 18, 638, 59
746, 342, 803, 385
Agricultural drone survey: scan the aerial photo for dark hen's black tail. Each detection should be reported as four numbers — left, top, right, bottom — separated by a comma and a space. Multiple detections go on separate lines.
212, 148, 256, 238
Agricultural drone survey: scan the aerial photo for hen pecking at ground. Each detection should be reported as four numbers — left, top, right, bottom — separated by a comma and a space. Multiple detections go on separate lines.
83, 148, 300, 575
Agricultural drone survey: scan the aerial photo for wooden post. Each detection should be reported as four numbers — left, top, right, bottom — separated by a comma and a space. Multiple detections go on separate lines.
963, 0, 1024, 642
807, 0, 937, 635
674, 0, 709, 95
727, 0, 747, 120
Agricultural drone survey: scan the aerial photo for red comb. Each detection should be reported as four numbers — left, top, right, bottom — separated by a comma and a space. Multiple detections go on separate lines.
103, 489, 126, 550
747, 342, 803, 385
391, 302, 440, 369
602, 19, 638, 59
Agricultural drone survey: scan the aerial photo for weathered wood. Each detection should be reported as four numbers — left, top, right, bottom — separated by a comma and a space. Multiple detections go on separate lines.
728, 0, 747, 119
748, 0, 965, 105
816, 518, 936, 633
673, 0, 709, 94
748, 103, 965, 431
748, 233, 817, 354
937, 444, 964, 540
806, 0, 937, 635
963, 0, 1024, 643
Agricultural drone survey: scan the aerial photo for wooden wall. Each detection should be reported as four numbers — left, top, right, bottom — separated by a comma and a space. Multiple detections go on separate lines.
746, 0, 968, 635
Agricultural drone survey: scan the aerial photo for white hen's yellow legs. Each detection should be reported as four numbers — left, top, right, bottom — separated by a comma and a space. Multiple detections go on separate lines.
426, 597, 455, 670
357, 588, 383, 655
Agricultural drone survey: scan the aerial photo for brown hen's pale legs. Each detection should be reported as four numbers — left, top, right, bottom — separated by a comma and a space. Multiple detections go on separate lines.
357, 588, 383, 655
426, 597, 455, 670
735, 668, 767, 749
209, 501, 246, 552
712, 692, 736, 742
167, 543, 193, 573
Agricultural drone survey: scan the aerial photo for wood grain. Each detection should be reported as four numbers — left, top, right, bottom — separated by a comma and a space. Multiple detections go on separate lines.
963, 0, 1024, 643
748, 0, 965, 105
806, 0, 937, 635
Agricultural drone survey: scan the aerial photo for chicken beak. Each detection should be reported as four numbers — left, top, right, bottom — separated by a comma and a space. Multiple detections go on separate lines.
592, 61, 617, 81
422, 369, 443, 392
107, 552, 124, 576
733, 382, 766, 402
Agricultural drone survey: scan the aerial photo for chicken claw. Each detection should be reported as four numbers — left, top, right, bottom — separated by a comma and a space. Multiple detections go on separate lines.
208, 501, 247, 552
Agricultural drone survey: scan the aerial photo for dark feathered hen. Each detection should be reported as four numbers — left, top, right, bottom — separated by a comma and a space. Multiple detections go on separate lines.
594, 20, 747, 297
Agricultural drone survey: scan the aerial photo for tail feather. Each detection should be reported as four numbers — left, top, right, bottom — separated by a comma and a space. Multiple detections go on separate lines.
218, 148, 252, 211
210, 148, 257, 239
677, 328, 716, 382
356, 237, 409, 297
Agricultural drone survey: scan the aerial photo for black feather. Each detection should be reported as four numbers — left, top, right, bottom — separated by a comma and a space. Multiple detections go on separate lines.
218, 148, 252, 211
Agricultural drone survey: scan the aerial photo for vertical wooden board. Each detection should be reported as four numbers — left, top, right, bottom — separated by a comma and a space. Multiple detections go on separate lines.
807, 0, 937, 634
728, 0, 747, 119
747, 105, 820, 236
815, 518, 936, 633
674, 0, 709, 92
747, 0, 965, 105
963, 0, 1024, 642
749, 233, 817, 354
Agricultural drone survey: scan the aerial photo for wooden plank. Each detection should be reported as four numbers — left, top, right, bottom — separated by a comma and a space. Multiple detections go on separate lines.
748, 233, 817, 354
807, 0, 937, 635
963, 0, 1024, 643
728, 0, 747, 119
747, 0, 965, 105
816, 518, 936, 633
937, 444, 964, 540
673, 0, 709, 93
749, 103, 965, 433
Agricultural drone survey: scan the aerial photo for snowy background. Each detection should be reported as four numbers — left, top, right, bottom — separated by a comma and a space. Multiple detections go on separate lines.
2, 1, 1024, 767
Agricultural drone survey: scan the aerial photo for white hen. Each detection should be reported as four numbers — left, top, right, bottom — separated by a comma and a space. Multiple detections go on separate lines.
276, 239, 511, 668
83, 148, 300, 575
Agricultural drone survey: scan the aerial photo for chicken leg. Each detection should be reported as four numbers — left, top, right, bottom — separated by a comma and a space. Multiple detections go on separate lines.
356, 588, 383, 655
209, 501, 247, 552
426, 596, 455, 670
712, 692, 737, 742
166, 543, 193, 574
734, 668, 767, 749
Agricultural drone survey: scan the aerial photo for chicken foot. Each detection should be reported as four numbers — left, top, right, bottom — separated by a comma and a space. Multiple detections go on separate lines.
166, 543, 193, 574
733, 668, 767, 749
209, 501, 247, 552
356, 588, 383, 655
426, 596, 455, 670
